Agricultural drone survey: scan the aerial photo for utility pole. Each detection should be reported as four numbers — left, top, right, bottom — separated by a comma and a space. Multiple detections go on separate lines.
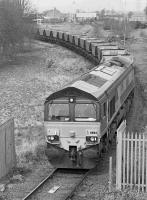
123, 0, 127, 46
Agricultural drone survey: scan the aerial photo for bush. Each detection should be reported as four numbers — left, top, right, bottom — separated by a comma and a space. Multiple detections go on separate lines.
0, 0, 35, 61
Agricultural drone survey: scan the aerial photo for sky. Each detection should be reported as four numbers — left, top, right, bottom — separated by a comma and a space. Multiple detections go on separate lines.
31, 0, 147, 13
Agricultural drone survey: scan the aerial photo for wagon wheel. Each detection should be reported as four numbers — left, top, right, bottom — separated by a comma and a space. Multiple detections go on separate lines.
77, 150, 83, 166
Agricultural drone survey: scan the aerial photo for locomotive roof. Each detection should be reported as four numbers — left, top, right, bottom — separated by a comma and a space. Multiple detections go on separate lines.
46, 56, 134, 102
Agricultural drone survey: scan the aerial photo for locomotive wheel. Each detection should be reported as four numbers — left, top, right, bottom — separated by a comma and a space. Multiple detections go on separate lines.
77, 150, 83, 166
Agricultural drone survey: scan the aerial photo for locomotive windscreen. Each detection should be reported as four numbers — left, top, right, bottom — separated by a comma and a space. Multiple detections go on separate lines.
48, 103, 70, 121
75, 103, 96, 121
46, 99, 98, 122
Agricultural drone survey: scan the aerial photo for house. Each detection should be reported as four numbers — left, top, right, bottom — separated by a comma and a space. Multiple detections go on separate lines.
42, 8, 65, 23
76, 12, 97, 22
103, 14, 124, 21
129, 13, 146, 22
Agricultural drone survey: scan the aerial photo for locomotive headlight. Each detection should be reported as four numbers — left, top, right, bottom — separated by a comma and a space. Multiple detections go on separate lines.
50, 136, 54, 141
90, 137, 95, 142
86, 136, 98, 144
89, 137, 97, 142
69, 97, 74, 103
46, 128, 60, 143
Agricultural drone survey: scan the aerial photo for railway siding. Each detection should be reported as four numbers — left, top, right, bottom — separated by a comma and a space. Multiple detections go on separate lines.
22, 168, 92, 200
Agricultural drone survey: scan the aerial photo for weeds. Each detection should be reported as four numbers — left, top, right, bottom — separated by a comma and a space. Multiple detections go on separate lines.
140, 31, 147, 38
16, 139, 47, 166
103, 189, 147, 200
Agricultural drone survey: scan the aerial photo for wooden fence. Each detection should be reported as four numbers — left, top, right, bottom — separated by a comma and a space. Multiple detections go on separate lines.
116, 120, 147, 192
0, 118, 16, 179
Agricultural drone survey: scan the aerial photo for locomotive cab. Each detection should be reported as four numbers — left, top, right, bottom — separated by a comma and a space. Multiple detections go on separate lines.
44, 87, 101, 166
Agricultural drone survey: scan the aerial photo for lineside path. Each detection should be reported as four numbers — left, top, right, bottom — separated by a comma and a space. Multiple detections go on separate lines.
73, 140, 116, 200
127, 34, 147, 131
133, 38, 147, 103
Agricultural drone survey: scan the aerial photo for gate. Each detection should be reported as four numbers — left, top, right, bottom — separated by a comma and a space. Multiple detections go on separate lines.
116, 120, 147, 192
0, 119, 16, 179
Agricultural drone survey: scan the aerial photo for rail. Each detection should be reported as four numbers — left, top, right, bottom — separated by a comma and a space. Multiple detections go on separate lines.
22, 168, 94, 200
22, 168, 57, 200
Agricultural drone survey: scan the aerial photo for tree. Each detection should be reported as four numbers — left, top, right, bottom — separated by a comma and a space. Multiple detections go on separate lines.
144, 6, 147, 16
128, 11, 133, 19
110, 18, 132, 45
0, 0, 35, 60
99, 9, 105, 20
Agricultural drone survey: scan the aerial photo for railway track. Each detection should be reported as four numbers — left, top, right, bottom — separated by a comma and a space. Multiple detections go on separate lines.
22, 168, 93, 200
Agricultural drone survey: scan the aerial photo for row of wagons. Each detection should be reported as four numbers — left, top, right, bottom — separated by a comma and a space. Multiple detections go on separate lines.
37, 29, 131, 64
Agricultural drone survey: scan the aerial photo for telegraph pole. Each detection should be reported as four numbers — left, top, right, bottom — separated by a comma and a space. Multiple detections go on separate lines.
123, 0, 127, 46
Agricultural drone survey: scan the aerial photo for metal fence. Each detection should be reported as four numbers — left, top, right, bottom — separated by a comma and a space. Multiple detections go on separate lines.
0, 118, 16, 179
116, 120, 147, 192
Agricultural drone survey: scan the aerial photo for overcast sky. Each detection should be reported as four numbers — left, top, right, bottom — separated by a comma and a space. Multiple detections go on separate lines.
31, 0, 146, 12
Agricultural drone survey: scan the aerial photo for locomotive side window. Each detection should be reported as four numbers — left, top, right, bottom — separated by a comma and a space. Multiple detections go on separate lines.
48, 103, 69, 121
75, 103, 97, 122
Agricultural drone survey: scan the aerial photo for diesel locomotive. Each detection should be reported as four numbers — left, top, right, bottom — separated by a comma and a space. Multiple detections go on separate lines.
36, 29, 134, 168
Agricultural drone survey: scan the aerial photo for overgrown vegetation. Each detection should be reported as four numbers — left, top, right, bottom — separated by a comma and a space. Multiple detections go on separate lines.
104, 19, 133, 41
92, 19, 134, 43
129, 68, 147, 132
92, 22, 104, 38
15, 125, 48, 167
17, 139, 47, 166
0, 0, 35, 61
102, 189, 147, 200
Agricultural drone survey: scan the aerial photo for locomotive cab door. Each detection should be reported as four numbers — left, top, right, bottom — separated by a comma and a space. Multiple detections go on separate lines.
100, 96, 108, 133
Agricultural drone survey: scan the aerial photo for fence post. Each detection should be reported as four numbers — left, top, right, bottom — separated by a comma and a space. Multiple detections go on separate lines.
108, 156, 112, 192
116, 121, 126, 190
0, 119, 16, 179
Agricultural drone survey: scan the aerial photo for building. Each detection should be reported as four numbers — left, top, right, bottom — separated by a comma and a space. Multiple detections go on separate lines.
129, 13, 146, 22
42, 8, 65, 23
103, 13, 124, 21
76, 12, 97, 22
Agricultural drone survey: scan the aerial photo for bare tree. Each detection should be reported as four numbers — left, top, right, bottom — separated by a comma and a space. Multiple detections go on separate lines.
99, 9, 105, 20
128, 11, 133, 19
108, 18, 132, 44
144, 6, 147, 17
0, 0, 35, 60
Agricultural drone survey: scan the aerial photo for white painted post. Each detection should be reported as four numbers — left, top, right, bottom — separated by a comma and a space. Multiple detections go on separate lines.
130, 132, 133, 189
116, 120, 126, 190
138, 133, 141, 192
146, 146, 147, 192
142, 133, 145, 192
109, 157, 112, 192
116, 126, 122, 189
122, 131, 126, 189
